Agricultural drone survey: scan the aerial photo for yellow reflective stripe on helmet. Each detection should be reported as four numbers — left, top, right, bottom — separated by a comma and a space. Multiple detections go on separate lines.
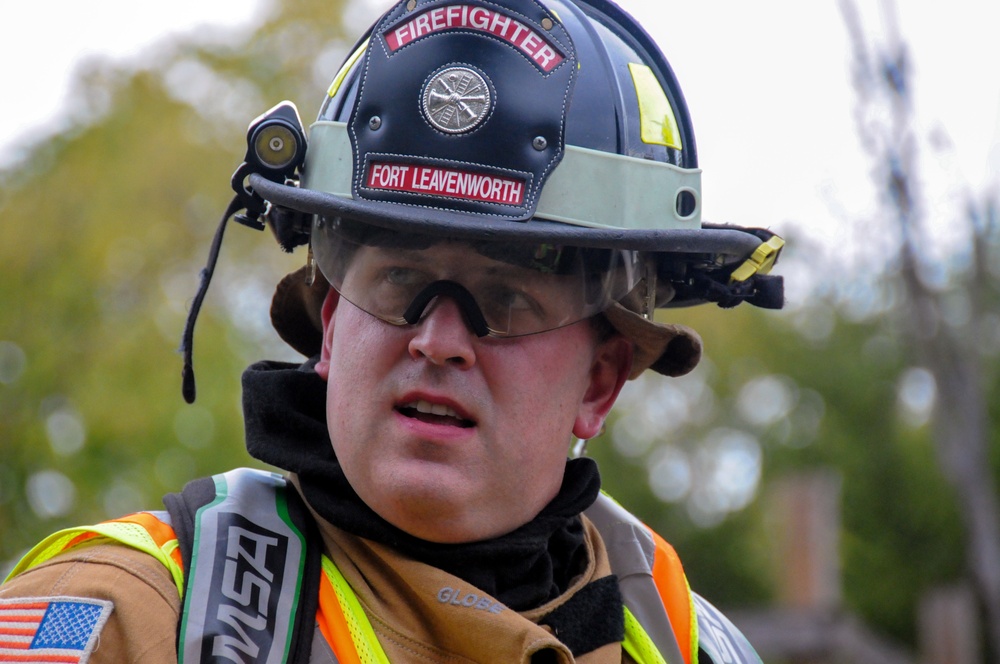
730, 235, 786, 283
623, 605, 669, 664
629, 63, 681, 150
321, 555, 390, 664
328, 39, 369, 98
5, 520, 185, 597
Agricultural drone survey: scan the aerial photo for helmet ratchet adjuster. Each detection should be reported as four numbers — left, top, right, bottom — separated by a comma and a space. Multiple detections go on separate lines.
674, 229, 786, 310
180, 101, 309, 403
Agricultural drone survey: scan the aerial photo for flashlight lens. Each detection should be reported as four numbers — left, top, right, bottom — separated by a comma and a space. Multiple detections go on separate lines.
253, 124, 298, 170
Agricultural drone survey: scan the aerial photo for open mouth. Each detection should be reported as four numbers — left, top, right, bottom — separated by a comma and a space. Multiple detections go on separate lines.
397, 400, 475, 428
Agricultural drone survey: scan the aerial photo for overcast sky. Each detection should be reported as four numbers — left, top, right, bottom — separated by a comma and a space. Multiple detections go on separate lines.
5, 0, 998, 298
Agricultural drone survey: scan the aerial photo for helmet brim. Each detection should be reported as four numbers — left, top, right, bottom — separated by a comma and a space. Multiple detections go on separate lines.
251, 174, 763, 263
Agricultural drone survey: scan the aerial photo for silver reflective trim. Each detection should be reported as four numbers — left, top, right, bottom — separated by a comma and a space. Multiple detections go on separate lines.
144, 510, 173, 527
310, 623, 341, 664
585, 493, 686, 664
302, 121, 702, 229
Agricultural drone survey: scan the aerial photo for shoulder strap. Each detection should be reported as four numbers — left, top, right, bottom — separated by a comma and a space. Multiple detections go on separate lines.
163, 475, 217, 579
164, 468, 323, 664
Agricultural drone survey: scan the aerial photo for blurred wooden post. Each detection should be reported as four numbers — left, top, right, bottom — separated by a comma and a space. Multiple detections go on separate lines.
918, 584, 980, 664
771, 471, 843, 611
737, 471, 916, 664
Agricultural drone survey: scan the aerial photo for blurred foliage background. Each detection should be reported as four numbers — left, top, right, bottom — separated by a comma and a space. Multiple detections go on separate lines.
2, 0, 999, 661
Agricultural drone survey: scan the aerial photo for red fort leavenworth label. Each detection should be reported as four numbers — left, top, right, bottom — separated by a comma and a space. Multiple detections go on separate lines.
367, 161, 527, 206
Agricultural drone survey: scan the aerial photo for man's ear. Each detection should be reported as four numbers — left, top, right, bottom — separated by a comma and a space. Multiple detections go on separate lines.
572, 334, 633, 440
313, 288, 341, 381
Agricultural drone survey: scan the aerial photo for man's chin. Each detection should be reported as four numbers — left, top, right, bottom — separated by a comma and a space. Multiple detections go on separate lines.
366, 481, 508, 543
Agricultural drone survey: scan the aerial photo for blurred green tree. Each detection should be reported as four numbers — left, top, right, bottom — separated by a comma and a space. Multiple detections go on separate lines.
0, 0, 353, 569
593, 2, 1000, 657
2, 2, 997, 661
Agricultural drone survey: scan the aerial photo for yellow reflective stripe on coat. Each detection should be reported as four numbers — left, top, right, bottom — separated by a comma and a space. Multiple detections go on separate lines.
9, 501, 692, 664
317, 554, 673, 664
623, 606, 669, 664
5, 512, 185, 597
318, 554, 390, 664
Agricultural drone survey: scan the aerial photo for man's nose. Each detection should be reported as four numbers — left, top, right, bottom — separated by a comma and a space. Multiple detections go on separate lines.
407, 296, 478, 367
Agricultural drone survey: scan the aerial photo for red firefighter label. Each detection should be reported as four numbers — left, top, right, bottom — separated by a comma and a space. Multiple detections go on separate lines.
383, 5, 565, 72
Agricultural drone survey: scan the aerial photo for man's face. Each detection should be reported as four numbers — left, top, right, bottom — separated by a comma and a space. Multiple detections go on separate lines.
314, 242, 632, 543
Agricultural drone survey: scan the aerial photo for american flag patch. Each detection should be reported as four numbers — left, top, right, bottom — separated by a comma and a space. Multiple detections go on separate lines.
0, 597, 113, 663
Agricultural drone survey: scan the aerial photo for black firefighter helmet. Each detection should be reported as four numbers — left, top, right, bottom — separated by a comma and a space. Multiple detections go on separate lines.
182, 0, 785, 402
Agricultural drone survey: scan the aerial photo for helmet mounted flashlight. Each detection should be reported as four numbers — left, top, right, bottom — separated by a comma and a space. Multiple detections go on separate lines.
231, 101, 307, 230
182, 101, 309, 404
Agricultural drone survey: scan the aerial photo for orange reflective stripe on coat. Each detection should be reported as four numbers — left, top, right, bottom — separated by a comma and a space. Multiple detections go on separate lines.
647, 527, 696, 664
318, 570, 362, 664
6, 510, 185, 596
10, 482, 698, 664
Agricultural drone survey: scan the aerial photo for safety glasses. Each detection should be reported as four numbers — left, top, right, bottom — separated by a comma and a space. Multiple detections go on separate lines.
312, 216, 650, 337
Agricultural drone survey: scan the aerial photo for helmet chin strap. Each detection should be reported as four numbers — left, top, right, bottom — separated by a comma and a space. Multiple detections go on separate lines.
401, 280, 491, 337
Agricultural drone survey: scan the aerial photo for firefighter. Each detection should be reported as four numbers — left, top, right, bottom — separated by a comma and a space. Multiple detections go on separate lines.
1, 0, 783, 661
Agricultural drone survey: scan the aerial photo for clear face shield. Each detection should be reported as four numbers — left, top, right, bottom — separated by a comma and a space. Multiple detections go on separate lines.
311, 216, 653, 338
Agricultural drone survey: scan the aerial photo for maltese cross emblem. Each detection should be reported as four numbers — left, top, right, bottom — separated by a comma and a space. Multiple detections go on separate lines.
422, 66, 492, 134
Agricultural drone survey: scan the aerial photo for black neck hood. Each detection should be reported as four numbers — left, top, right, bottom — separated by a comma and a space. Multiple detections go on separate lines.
241, 359, 603, 611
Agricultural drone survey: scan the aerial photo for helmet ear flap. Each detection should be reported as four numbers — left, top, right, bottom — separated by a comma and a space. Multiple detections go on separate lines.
271, 267, 330, 357
267, 204, 312, 253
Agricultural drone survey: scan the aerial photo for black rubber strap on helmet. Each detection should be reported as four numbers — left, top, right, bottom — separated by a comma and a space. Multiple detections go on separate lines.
180, 196, 243, 404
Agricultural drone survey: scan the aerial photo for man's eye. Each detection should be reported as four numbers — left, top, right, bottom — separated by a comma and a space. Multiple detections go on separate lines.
482, 285, 542, 316
496, 289, 534, 311
385, 266, 424, 286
